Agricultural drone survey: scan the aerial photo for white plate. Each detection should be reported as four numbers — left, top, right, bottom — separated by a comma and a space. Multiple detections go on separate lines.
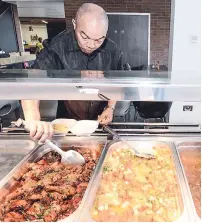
69, 120, 99, 136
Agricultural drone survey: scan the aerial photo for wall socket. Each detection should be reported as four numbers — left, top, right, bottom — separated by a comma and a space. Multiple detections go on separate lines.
183, 105, 193, 111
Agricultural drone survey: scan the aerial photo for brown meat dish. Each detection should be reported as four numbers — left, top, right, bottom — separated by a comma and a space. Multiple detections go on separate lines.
179, 148, 201, 217
0, 146, 101, 222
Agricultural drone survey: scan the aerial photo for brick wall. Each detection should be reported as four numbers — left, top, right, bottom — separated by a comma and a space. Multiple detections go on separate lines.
64, 0, 171, 66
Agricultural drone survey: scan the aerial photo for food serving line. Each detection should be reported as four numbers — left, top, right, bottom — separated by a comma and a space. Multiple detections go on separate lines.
0, 122, 200, 222
0, 69, 200, 222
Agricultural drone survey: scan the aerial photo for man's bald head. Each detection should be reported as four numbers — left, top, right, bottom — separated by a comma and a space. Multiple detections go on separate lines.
75, 3, 108, 31
73, 3, 108, 54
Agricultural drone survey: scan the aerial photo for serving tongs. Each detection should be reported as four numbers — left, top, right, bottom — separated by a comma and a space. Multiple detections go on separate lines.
103, 125, 155, 159
13, 118, 85, 165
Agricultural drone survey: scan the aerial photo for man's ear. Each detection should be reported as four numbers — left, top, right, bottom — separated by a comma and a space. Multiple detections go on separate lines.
72, 19, 76, 30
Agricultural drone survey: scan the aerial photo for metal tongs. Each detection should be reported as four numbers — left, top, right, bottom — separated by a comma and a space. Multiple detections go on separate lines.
103, 125, 155, 159
13, 118, 85, 165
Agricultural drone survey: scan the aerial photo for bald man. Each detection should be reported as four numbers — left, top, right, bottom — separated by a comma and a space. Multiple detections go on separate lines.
21, 3, 123, 142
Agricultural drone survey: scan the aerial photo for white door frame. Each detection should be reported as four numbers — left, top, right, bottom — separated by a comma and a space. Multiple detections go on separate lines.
107, 12, 151, 66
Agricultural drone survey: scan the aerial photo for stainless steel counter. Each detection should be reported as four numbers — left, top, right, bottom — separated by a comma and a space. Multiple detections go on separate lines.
0, 135, 108, 222
0, 138, 35, 179
0, 134, 200, 222
0, 134, 200, 182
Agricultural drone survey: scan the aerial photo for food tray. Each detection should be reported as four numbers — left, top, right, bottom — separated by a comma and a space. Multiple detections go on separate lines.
0, 138, 107, 222
176, 142, 201, 221
78, 140, 194, 222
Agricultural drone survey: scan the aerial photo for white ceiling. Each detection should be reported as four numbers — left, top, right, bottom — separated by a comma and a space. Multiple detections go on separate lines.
2, 0, 65, 18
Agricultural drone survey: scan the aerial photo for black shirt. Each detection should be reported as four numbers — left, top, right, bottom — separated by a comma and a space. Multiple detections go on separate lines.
34, 30, 124, 120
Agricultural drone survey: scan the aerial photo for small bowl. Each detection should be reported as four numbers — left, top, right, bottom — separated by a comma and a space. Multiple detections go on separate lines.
69, 120, 99, 136
51, 119, 77, 134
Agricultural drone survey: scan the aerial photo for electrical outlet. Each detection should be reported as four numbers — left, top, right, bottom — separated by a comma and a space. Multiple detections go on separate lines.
183, 105, 193, 111
190, 35, 198, 44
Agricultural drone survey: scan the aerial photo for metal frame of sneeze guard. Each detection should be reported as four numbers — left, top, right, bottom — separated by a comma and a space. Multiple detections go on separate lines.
0, 69, 200, 102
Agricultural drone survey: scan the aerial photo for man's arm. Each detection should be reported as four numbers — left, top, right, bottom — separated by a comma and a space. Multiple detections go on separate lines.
22, 45, 57, 120
98, 46, 124, 124
105, 49, 124, 120
108, 48, 124, 109
22, 46, 57, 121
21, 46, 57, 142
33, 46, 58, 69
107, 100, 116, 110
21, 100, 40, 121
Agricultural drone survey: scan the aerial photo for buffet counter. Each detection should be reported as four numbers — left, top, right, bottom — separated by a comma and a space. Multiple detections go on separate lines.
0, 134, 200, 222
0, 69, 200, 222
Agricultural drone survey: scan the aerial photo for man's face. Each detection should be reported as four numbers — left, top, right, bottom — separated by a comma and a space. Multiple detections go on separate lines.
73, 16, 107, 54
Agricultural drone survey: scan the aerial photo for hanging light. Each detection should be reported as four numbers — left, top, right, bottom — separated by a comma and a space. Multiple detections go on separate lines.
42, 20, 48, 24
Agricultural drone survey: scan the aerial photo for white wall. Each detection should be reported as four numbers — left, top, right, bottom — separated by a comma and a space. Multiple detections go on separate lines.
21, 24, 48, 45
168, 0, 201, 125
169, 0, 201, 75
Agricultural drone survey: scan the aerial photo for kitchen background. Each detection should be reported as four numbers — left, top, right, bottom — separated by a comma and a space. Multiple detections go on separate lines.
0, 0, 170, 67
0, 0, 200, 126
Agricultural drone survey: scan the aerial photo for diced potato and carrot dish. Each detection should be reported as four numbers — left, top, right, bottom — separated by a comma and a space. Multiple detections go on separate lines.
91, 144, 182, 222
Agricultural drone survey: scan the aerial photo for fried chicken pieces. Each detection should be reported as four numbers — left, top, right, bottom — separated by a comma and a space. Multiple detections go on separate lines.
0, 147, 100, 222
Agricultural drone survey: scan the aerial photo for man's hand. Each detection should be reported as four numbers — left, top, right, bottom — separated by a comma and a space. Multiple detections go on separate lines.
24, 120, 54, 143
98, 107, 114, 125
81, 70, 104, 78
